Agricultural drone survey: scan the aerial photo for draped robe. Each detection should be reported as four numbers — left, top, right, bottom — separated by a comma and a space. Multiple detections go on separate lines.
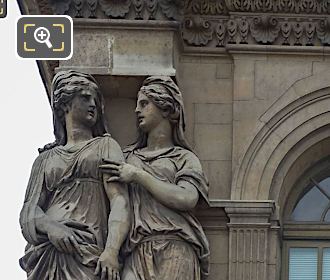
19, 135, 122, 280
122, 146, 210, 280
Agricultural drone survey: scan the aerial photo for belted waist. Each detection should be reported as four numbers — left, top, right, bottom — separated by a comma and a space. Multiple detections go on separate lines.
52, 177, 101, 191
140, 234, 184, 244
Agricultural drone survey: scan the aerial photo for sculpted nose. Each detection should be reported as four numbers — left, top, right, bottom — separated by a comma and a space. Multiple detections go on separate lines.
90, 98, 96, 109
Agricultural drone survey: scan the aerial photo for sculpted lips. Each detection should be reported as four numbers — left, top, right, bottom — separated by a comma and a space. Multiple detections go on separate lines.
88, 108, 95, 118
137, 114, 144, 123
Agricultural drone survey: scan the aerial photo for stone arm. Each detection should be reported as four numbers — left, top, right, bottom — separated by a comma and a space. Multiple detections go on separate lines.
135, 169, 199, 211
101, 160, 199, 211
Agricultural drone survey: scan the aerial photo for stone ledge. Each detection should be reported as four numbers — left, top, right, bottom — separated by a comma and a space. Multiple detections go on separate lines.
72, 18, 180, 31
210, 199, 275, 209
226, 44, 330, 56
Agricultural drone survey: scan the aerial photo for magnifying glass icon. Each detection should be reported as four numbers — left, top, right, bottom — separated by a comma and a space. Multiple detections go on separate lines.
34, 27, 53, 49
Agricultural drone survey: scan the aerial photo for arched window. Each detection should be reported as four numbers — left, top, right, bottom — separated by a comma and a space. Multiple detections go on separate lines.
291, 176, 330, 222
282, 159, 330, 280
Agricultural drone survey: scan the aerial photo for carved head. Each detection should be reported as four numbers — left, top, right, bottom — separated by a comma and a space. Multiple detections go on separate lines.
51, 70, 107, 145
133, 76, 191, 150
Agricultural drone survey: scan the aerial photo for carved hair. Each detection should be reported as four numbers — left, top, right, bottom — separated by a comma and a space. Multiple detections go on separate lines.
132, 76, 192, 151
39, 70, 108, 153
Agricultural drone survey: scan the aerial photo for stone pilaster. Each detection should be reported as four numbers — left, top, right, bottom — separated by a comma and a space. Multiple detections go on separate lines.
224, 201, 277, 280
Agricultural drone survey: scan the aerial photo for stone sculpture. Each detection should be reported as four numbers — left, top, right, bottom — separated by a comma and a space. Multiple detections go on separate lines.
19, 70, 130, 280
100, 76, 210, 280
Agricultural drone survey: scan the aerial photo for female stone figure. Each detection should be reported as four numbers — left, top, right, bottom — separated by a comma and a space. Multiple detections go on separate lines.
19, 70, 130, 280
100, 76, 210, 280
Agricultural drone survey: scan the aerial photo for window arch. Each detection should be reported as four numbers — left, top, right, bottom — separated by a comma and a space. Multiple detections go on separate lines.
282, 158, 330, 280
291, 176, 330, 222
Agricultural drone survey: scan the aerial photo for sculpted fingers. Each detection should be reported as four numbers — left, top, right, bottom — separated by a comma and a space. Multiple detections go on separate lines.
107, 176, 121, 183
57, 238, 70, 253
102, 158, 121, 165
101, 266, 107, 280
62, 237, 75, 254
69, 236, 83, 257
51, 239, 64, 252
114, 270, 120, 280
94, 260, 101, 276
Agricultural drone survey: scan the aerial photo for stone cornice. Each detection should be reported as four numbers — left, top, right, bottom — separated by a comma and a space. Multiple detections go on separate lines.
24, 0, 330, 49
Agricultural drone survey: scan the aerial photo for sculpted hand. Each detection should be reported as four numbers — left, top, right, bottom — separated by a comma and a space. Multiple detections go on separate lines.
47, 222, 83, 256
95, 249, 120, 280
100, 159, 140, 184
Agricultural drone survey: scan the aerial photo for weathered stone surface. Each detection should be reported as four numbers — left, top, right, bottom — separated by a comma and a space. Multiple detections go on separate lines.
179, 62, 233, 103
216, 63, 233, 79
233, 59, 255, 101
195, 103, 232, 124
59, 20, 178, 76
104, 98, 137, 147
204, 160, 232, 199
60, 32, 112, 73
194, 124, 232, 161
255, 59, 312, 101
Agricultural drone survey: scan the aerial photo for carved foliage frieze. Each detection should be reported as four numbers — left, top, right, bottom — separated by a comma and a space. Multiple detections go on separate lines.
182, 15, 330, 47
185, 0, 227, 15
50, 0, 184, 20
250, 15, 280, 44
183, 16, 213, 46
42, 0, 330, 48
227, 0, 330, 14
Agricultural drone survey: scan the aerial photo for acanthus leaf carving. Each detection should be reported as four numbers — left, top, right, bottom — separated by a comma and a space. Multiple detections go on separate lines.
292, 21, 304, 45
186, 0, 227, 15
229, 0, 330, 14
159, 0, 184, 20
317, 17, 330, 45
146, 0, 158, 19
132, 0, 144, 19
50, 0, 71, 15
215, 20, 226, 46
238, 17, 249, 43
305, 20, 316, 46
201, 0, 226, 15
99, 0, 131, 18
72, 0, 83, 17
227, 18, 238, 43
281, 20, 292, 45
250, 15, 280, 44
182, 16, 213, 46
86, 0, 98, 18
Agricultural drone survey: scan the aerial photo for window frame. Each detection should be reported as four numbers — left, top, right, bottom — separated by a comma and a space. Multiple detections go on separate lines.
282, 240, 330, 280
